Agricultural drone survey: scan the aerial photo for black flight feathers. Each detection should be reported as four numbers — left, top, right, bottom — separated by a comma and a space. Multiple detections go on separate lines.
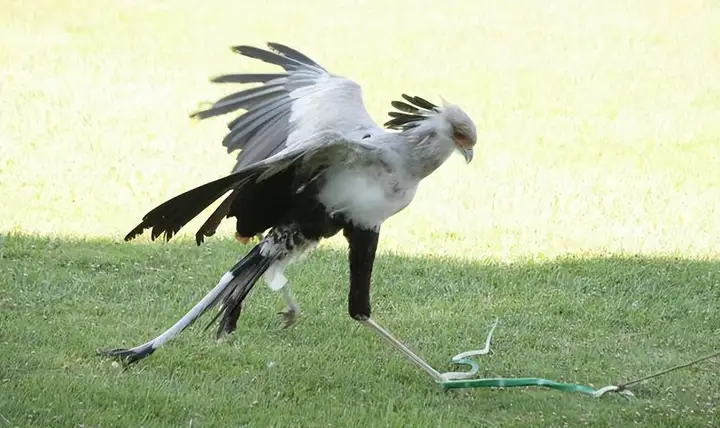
384, 94, 440, 131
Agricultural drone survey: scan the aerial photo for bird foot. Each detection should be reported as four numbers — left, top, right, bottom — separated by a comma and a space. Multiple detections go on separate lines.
96, 343, 155, 365
277, 306, 299, 329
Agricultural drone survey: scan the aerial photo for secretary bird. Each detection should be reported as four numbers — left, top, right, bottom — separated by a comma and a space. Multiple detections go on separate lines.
98, 42, 476, 382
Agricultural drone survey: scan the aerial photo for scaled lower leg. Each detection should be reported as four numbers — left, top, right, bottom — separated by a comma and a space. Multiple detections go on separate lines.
360, 318, 443, 382
280, 285, 299, 312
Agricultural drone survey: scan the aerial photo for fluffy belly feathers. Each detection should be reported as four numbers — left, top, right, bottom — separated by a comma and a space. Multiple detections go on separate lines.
317, 167, 417, 229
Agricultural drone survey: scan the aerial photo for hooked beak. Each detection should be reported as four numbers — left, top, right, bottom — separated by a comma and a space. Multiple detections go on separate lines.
460, 147, 474, 164
454, 138, 474, 164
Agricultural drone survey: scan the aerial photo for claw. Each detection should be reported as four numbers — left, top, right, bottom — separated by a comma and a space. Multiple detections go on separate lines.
278, 306, 299, 329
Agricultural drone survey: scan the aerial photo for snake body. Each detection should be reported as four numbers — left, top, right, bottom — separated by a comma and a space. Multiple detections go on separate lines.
436, 319, 634, 399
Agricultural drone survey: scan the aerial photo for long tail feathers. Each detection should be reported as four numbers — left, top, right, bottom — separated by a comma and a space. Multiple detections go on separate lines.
97, 243, 274, 365
204, 246, 274, 338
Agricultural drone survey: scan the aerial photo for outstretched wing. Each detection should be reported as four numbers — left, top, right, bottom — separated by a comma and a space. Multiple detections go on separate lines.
191, 42, 385, 172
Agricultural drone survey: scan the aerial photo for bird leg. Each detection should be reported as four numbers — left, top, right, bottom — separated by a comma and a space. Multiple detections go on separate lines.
343, 224, 443, 381
277, 285, 300, 328
262, 264, 301, 328
358, 317, 443, 382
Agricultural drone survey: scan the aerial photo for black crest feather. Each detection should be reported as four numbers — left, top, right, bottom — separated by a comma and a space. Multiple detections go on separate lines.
384, 93, 439, 130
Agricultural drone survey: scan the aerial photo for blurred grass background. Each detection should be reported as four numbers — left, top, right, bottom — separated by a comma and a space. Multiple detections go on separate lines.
2, 0, 718, 259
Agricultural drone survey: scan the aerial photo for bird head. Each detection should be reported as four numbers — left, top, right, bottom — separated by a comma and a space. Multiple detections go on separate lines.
384, 94, 476, 164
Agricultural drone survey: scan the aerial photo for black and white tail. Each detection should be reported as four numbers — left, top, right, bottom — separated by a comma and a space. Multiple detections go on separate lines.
97, 243, 276, 365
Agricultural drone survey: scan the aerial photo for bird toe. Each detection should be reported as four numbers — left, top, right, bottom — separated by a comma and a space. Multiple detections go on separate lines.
277, 306, 299, 329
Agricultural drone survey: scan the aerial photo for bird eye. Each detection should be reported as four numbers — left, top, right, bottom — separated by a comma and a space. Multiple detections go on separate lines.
452, 129, 465, 140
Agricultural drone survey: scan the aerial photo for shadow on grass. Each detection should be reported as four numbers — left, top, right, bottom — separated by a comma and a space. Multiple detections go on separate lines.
1, 233, 719, 427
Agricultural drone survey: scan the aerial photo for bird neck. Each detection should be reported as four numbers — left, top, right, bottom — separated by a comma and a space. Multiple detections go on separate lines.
397, 130, 455, 180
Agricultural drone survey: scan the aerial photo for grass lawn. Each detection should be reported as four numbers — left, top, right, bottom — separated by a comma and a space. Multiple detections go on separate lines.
1, 0, 719, 426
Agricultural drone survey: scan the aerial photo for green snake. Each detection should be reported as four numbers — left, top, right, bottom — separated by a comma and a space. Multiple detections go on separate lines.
435, 318, 635, 398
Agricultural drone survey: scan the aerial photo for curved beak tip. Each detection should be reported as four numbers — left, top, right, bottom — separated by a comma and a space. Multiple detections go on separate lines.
463, 148, 474, 164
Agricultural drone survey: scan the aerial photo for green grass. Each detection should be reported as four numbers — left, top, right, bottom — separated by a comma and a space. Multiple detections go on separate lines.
1, 0, 720, 426
2, 235, 719, 427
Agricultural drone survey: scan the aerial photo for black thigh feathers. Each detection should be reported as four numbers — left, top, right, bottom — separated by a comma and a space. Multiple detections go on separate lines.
227, 164, 343, 241
344, 224, 380, 319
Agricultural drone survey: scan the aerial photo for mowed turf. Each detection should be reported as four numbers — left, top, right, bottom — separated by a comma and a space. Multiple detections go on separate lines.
1, 0, 719, 426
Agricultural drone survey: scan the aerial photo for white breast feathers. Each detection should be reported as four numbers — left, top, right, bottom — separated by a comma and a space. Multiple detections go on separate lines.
318, 164, 417, 229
